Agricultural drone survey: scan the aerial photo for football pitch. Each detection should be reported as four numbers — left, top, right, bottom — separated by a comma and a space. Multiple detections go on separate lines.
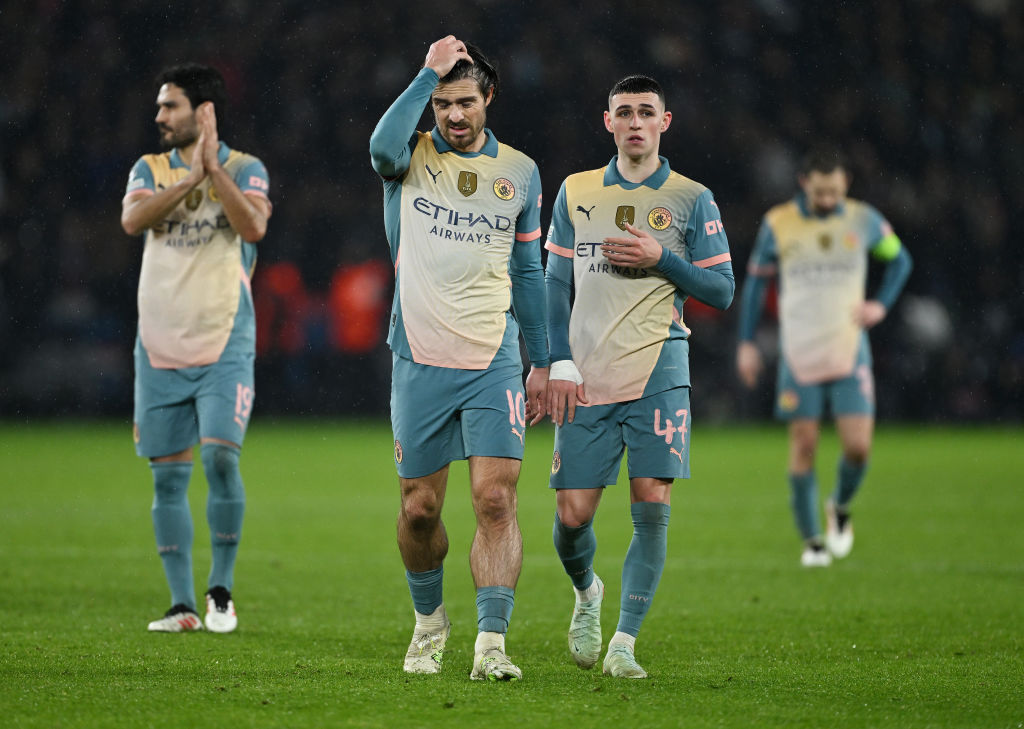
1, 420, 1021, 728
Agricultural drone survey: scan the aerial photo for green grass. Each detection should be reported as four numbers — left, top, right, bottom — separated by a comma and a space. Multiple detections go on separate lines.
1, 421, 1022, 728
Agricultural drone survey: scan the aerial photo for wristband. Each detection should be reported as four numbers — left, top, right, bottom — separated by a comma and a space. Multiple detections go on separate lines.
550, 360, 583, 384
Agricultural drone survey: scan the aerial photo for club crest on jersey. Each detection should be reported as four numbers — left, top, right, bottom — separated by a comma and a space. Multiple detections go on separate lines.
648, 207, 672, 230
493, 178, 515, 200
843, 232, 859, 250
185, 189, 203, 211
551, 450, 561, 475
458, 171, 477, 197
615, 206, 635, 230
394, 439, 403, 464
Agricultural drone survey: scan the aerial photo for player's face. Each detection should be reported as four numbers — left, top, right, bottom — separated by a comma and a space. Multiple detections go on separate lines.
800, 169, 850, 216
604, 92, 672, 162
431, 80, 493, 153
154, 83, 199, 151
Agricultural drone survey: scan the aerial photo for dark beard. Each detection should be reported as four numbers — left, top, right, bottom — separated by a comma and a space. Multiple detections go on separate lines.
158, 128, 197, 151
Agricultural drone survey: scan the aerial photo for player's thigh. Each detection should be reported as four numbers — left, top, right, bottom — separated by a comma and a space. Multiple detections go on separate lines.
550, 402, 624, 490
460, 364, 528, 461
195, 355, 255, 448
775, 358, 824, 420
391, 353, 464, 479
828, 362, 876, 418
133, 349, 199, 458
623, 387, 692, 481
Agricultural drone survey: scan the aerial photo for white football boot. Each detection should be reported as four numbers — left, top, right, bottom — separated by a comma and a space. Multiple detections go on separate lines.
825, 500, 854, 559
204, 587, 238, 633
148, 604, 203, 632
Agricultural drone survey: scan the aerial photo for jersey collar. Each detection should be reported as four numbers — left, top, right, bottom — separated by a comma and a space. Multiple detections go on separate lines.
603, 155, 671, 190
430, 127, 499, 158
169, 141, 230, 169
796, 192, 846, 218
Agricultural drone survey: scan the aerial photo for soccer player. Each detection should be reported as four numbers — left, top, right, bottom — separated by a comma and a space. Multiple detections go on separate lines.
121, 63, 271, 632
544, 75, 734, 678
736, 146, 912, 567
369, 36, 549, 681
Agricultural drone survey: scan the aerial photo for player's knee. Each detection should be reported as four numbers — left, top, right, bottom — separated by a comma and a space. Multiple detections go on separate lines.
843, 444, 870, 466
150, 461, 191, 504
401, 491, 443, 531
473, 486, 516, 527
200, 443, 243, 497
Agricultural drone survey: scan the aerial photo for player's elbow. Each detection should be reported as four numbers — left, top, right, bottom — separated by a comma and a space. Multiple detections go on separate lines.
240, 219, 267, 243
120, 212, 143, 237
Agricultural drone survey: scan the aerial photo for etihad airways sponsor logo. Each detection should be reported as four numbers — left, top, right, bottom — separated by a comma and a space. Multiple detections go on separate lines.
412, 196, 512, 231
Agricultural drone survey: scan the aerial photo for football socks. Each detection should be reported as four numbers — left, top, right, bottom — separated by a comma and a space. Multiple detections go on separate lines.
151, 461, 196, 610
201, 443, 245, 591
616, 502, 670, 637
833, 457, 868, 510
475, 586, 515, 634
553, 513, 597, 591
789, 471, 820, 540
406, 566, 444, 616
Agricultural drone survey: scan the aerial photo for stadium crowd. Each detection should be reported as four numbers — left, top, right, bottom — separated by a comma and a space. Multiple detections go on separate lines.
1, 0, 1020, 421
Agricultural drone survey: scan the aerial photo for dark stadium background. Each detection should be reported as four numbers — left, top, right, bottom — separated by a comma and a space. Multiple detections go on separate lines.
1, 0, 1020, 422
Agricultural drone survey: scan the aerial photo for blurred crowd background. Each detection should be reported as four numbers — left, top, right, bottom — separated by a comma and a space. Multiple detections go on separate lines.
1, 0, 1021, 422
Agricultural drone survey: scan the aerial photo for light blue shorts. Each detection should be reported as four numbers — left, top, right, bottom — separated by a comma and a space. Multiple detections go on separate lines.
775, 351, 875, 420
133, 340, 255, 458
549, 387, 691, 489
390, 352, 526, 479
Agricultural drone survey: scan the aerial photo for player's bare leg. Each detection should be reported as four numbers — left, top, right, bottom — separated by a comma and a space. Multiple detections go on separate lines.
468, 456, 523, 680
398, 467, 452, 673
828, 415, 874, 558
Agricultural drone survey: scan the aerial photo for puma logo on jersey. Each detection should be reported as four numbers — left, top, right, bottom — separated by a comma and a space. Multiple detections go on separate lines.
576, 205, 595, 220
425, 164, 443, 183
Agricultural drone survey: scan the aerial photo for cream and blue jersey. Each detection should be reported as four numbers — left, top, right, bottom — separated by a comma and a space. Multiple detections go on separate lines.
739, 194, 912, 385
124, 142, 270, 369
370, 68, 548, 371
545, 157, 734, 406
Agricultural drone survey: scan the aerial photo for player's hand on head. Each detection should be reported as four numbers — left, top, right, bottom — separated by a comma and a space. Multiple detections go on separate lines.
424, 35, 473, 78
601, 223, 663, 268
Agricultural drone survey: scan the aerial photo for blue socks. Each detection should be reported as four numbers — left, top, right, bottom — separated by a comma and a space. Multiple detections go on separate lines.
201, 443, 245, 591
151, 461, 195, 609
616, 502, 670, 637
406, 566, 444, 615
833, 458, 868, 509
789, 471, 820, 540
553, 514, 597, 590
476, 586, 515, 634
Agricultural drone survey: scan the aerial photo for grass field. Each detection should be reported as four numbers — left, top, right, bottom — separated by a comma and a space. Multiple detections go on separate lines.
1, 420, 1021, 728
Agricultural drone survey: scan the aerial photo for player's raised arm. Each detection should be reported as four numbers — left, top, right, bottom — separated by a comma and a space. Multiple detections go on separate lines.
370, 36, 473, 180
198, 103, 271, 242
